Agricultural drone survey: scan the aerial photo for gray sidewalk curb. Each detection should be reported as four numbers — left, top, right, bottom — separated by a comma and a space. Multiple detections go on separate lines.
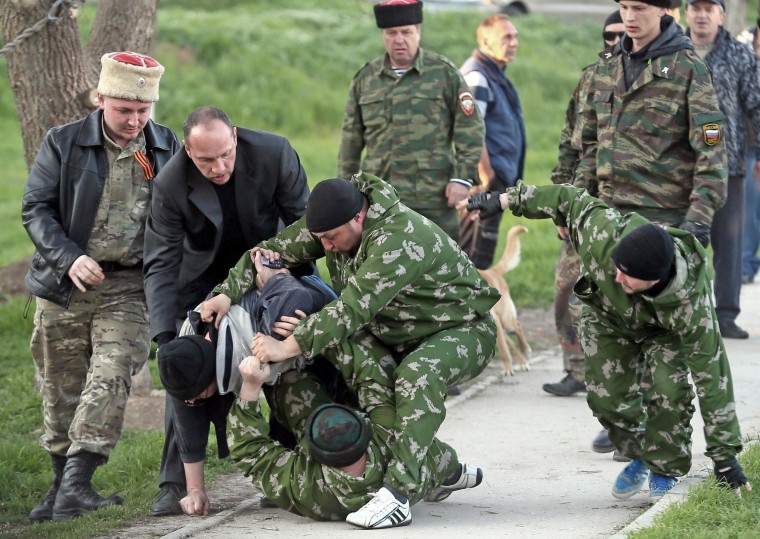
158, 348, 560, 538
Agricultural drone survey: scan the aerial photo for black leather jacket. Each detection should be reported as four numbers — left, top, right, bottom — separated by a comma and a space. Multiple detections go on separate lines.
22, 109, 181, 307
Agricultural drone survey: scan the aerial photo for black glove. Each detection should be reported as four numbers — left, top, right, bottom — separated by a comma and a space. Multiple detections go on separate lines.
679, 220, 711, 248
714, 458, 750, 490
466, 191, 504, 220
154, 331, 176, 348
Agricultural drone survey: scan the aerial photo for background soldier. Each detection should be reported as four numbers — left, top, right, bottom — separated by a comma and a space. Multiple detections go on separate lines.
338, 0, 484, 241
545, 11, 625, 401
22, 52, 180, 521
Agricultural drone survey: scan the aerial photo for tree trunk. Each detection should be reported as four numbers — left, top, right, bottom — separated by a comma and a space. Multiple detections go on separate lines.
0, 0, 159, 170
1, 0, 160, 395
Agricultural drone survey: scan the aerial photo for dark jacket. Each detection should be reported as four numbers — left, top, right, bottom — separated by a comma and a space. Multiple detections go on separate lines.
687, 26, 760, 177
143, 128, 309, 341
619, 15, 693, 90
21, 109, 180, 308
461, 49, 526, 188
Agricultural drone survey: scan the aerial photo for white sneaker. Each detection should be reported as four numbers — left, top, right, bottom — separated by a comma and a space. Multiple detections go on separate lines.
425, 462, 483, 502
346, 486, 411, 529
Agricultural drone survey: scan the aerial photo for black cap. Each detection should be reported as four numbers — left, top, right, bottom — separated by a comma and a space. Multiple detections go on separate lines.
612, 224, 675, 281
374, 0, 423, 29
305, 178, 365, 233
605, 10, 623, 28
158, 335, 216, 401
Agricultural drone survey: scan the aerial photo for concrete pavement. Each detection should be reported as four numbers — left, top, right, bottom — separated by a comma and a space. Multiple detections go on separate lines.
151, 284, 759, 539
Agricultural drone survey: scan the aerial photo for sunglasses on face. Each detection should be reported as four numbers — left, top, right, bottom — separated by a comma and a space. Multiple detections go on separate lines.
603, 31, 625, 42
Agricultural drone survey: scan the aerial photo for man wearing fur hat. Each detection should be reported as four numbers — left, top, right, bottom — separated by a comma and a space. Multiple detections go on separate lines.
22, 52, 180, 522
338, 0, 484, 242
467, 183, 752, 502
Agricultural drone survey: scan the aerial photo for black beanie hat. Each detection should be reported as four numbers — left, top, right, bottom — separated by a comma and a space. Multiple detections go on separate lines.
605, 10, 623, 28
306, 403, 372, 467
612, 224, 675, 281
374, 0, 423, 29
305, 178, 365, 233
158, 335, 216, 401
614, 0, 670, 7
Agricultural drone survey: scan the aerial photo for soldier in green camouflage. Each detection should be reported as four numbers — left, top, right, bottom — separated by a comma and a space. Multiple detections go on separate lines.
338, 0, 484, 240
546, 11, 625, 401
22, 52, 181, 521
575, 0, 727, 236
467, 182, 753, 501
228, 348, 480, 524
201, 172, 497, 527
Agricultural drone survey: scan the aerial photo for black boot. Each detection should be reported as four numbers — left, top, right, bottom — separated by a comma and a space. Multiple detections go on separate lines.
28, 454, 67, 522
52, 451, 123, 520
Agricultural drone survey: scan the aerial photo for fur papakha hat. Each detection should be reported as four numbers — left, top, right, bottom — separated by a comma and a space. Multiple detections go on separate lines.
97, 51, 164, 103
374, 0, 423, 29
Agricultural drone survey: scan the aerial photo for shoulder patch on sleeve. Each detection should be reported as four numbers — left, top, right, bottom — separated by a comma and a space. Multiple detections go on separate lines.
703, 123, 721, 146
459, 90, 475, 116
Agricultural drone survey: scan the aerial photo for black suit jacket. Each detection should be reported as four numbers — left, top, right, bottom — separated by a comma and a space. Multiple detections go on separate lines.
143, 128, 309, 340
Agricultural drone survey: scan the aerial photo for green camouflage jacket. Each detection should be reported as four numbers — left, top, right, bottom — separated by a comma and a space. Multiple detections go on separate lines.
213, 172, 499, 357
504, 182, 741, 459
338, 49, 484, 210
575, 24, 727, 227
551, 64, 595, 188
228, 396, 390, 521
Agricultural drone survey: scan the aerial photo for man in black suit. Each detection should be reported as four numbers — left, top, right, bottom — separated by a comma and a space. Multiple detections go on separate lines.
143, 106, 310, 515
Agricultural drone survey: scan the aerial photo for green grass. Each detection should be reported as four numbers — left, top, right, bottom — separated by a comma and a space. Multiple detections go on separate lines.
627, 442, 760, 539
0, 297, 237, 539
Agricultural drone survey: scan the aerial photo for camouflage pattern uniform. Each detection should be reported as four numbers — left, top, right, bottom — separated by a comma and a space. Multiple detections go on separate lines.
550, 64, 595, 384
575, 18, 727, 228
215, 172, 498, 497
23, 111, 180, 458
338, 49, 485, 240
228, 347, 459, 520
504, 182, 743, 476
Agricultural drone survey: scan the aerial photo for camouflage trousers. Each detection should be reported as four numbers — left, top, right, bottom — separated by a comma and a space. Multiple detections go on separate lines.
31, 269, 150, 458
267, 367, 459, 507
580, 306, 743, 476
323, 315, 496, 498
554, 239, 584, 382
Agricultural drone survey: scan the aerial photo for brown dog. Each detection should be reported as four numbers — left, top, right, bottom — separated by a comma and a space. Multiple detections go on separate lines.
478, 225, 531, 375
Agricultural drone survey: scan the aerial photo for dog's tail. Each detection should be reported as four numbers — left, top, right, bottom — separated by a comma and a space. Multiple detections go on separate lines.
490, 225, 529, 275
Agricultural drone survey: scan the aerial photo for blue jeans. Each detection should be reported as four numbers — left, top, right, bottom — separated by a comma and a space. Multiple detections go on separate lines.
743, 151, 760, 280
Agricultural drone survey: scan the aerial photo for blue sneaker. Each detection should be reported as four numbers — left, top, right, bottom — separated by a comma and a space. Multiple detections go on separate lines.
612, 459, 649, 499
649, 473, 677, 501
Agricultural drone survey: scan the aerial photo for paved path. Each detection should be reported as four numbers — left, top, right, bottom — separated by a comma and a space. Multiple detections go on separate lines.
149, 284, 759, 539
